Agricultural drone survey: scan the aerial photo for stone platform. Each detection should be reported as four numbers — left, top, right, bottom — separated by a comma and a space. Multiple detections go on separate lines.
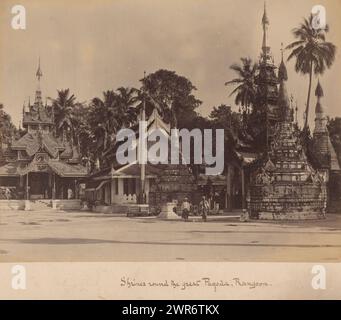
157, 202, 181, 220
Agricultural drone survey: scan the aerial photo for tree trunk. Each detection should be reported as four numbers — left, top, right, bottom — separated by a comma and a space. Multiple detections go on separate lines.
103, 129, 107, 151
173, 114, 178, 129
304, 61, 313, 130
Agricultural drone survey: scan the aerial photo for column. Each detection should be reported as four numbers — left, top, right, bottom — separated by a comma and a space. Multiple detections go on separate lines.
52, 173, 56, 200
26, 172, 29, 200
118, 179, 124, 195
110, 179, 114, 205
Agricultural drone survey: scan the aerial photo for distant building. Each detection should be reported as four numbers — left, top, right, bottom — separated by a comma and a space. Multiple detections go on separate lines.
0, 60, 87, 207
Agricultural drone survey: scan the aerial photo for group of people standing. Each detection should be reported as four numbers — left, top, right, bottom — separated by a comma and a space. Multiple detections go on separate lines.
180, 196, 210, 222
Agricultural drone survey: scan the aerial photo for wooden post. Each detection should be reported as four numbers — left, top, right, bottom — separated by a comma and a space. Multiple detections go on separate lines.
52, 173, 56, 200
26, 172, 29, 200
140, 71, 146, 204
241, 166, 245, 210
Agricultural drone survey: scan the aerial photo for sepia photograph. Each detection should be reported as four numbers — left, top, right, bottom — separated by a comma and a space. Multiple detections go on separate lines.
0, 0, 340, 300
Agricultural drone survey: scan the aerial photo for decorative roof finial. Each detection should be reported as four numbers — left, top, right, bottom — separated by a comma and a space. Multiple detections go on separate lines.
262, 2, 269, 25
36, 56, 43, 82
34, 57, 43, 105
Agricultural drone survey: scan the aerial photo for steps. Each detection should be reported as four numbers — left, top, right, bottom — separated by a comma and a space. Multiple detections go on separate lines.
92, 204, 147, 214
28, 200, 51, 211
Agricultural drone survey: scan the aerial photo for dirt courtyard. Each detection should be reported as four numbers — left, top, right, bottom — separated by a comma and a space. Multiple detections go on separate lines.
0, 210, 341, 262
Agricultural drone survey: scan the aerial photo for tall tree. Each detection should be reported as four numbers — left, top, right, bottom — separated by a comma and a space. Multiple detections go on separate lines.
286, 15, 336, 130
50, 89, 83, 142
87, 87, 139, 163
88, 90, 119, 155
115, 87, 139, 127
225, 57, 258, 114
70, 102, 91, 156
141, 69, 201, 128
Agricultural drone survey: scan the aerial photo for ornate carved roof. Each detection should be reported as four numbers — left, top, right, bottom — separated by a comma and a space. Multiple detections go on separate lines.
11, 132, 64, 158
23, 104, 54, 125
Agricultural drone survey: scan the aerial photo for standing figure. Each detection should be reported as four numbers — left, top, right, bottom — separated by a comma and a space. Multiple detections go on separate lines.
214, 191, 220, 212
67, 187, 73, 200
5, 187, 11, 200
199, 196, 210, 222
181, 197, 191, 221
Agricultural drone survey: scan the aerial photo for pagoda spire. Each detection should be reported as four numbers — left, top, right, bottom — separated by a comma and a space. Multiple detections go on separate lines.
256, 3, 280, 151
314, 80, 327, 134
277, 49, 292, 122
261, 2, 271, 64
278, 44, 288, 82
35, 57, 43, 105
262, 2, 269, 51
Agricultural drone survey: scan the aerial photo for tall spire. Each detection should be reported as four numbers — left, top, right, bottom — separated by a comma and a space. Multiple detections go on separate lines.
277, 50, 292, 122
256, 2, 280, 150
35, 57, 43, 105
262, 1, 269, 24
278, 43, 288, 81
315, 79, 324, 115
261, 2, 270, 62
314, 80, 327, 134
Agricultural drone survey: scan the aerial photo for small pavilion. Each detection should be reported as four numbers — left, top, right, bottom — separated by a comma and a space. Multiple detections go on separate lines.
0, 60, 88, 209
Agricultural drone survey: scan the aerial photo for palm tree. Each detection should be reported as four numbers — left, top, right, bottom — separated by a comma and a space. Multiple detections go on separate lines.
286, 15, 336, 130
225, 57, 258, 114
88, 87, 140, 162
89, 90, 119, 153
115, 87, 139, 127
50, 89, 82, 142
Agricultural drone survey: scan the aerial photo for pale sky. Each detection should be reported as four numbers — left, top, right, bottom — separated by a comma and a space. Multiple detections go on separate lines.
0, 0, 340, 128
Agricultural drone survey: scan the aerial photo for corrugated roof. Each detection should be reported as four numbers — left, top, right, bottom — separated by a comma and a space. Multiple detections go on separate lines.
113, 162, 161, 177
